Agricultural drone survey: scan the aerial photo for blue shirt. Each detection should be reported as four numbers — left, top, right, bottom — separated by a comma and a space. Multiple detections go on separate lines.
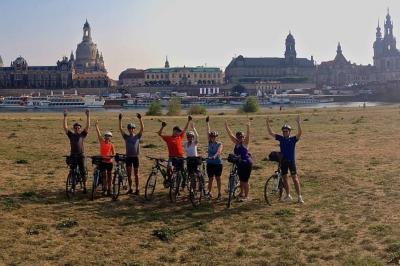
275, 135, 298, 161
207, 142, 222, 165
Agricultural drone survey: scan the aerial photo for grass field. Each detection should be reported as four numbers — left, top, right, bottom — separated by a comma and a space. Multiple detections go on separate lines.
1, 106, 400, 266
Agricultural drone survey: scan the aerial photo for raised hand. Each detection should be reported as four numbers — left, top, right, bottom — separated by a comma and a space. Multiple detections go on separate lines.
188, 115, 192, 121
85, 109, 90, 116
296, 114, 301, 123
95, 120, 99, 126
161, 121, 167, 127
63, 110, 67, 117
119, 113, 122, 120
206, 116, 210, 123
136, 113, 142, 119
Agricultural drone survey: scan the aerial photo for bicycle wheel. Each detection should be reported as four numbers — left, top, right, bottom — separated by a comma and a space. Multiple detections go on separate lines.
264, 174, 281, 206
112, 172, 121, 201
145, 172, 157, 201
189, 173, 204, 207
66, 171, 76, 199
169, 172, 181, 203
227, 174, 236, 208
91, 171, 99, 201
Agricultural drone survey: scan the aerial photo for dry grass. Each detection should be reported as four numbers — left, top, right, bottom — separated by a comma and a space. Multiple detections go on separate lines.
1, 106, 400, 265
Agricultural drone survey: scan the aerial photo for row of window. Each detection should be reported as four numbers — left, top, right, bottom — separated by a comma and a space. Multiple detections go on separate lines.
145, 73, 221, 80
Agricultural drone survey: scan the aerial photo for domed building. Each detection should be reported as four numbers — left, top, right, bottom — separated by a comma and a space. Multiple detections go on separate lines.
0, 20, 110, 89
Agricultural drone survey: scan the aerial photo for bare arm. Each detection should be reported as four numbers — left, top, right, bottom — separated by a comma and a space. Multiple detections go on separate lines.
119, 113, 125, 136
295, 114, 302, 140
158, 122, 166, 137
63, 111, 68, 134
182, 116, 192, 133
137, 113, 144, 135
206, 116, 210, 141
266, 116, 276, 138
95, 120, 102, 143
84, 109, 90, 133
224, 121, 238, 144
192, 122, 199, 143
111, 144, 115, 156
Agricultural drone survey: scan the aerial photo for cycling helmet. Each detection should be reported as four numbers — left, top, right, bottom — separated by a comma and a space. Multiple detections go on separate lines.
127, 123, 136, 129
281, 124, 292, 131
73, 122, 82, 128
173, 126, 182, 132
186, 131, 195, 137
104, 131, 113, 137
236, 131, 244, 138
209, 131, 219, 137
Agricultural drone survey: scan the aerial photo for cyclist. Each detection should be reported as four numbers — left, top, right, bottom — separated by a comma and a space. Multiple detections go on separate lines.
266, 114, 304, 204
63, 109, 90, 193
184, 121, 200, 176
224, 119, 252, 202
95, 120, 115, 196
119, 113, 144, 195
205, 116, 223, 201
158, 116, 192, 187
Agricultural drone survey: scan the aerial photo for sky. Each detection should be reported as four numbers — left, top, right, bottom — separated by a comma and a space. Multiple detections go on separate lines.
1, 0, 400, 79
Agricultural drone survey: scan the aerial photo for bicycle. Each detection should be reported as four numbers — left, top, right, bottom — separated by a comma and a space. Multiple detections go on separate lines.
112, 153, 128, 201
187, 157, 208, 207
144, 156, 169, 201
64, 155, 86, 199
226, 154, 242, 208
169, 157, 187, 203
90, 155, 103, 200
264, 151, 284, 206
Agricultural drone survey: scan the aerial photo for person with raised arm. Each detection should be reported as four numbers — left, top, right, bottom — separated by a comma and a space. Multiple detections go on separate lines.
95, 120, 115, 196
224, 119, 252, 201
158, 116, 191, 187
119, 113, 144, 195
205, 116, 223, 201
63, 109, 90, 193
266, 114, 304, 204
184, 120, 200, 176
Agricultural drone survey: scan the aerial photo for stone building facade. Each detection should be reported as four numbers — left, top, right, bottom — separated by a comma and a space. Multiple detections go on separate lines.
0, 20, 110, 89
143, 58, 224, 86
225, 33, 316, 84
119, 68, 145, 87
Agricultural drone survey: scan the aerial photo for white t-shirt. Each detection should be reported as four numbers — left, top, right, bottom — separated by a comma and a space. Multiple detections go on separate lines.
184, 141, 198, 157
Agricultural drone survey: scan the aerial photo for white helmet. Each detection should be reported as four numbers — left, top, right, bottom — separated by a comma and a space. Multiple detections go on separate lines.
104, 131, 113, 137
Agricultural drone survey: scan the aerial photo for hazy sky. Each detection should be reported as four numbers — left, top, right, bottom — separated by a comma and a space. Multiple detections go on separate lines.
1, 0, 400, 79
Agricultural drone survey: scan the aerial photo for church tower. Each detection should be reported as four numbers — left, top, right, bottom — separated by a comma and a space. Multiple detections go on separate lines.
165, 56, 170, 68
285, 32, 297, 64
383, 10, 397, 54
0, 55, 3, 67
83, 19, 92, 41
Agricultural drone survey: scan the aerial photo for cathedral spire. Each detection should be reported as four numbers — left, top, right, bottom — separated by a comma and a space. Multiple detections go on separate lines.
165, 56, 170, 68
285, 31, 296, 63
337, 42, 342, 55
0, 55, 3, 67
83, 19, 92, 41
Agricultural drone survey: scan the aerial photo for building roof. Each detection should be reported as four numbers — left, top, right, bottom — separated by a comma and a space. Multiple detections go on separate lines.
119, 68, 145, 79
226, 55, 314, 69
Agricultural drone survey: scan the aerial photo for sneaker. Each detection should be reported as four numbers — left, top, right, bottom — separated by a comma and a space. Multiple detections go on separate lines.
239, 197, 249, 202
216, 194, 222, 201
298, 195, 304, 204
127, 189, 133, 194
283, 194, 293, 202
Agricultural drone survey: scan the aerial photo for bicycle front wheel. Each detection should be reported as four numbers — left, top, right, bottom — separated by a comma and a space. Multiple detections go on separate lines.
169, 172, 181, 203
189, 173, 204, 208
112, 172, 121, 201
145, 172, 157, 201
66, 172, 76, 200
227, 174, 236, 208
91, 172, 99, 201
264, 174, 281, 206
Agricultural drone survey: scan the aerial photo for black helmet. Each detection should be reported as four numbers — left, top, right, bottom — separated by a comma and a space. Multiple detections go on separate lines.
209, 131, 219, 137
281, 124, 292, 131
73, 122, 82, 128
236, 131, 244, 138
173, 126, 182, 132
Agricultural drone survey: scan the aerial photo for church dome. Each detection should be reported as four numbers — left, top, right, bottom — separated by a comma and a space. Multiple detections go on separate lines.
12, 56, 28, 69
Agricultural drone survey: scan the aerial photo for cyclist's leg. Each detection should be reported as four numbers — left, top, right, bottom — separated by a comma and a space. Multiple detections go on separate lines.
100, 163, 107, 193
107, 163, 113, 194
78, 156, 87, 188
126, 157, 133, 191
206, 164, 214, 195
133, 157, 140, 194
280, 160, 291, 196
289, 161, 301, 196
215, 164, 223, 197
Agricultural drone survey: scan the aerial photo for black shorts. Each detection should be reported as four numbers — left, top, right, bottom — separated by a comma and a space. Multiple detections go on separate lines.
237, 163, 252, 183
207, 163, 223, 177
126, 156, 139, 169
99, 162, 113, 172
68, 155, 87, 178
186, 157, 201, 174
281, 160, 297, 176
169, 157, 184, 171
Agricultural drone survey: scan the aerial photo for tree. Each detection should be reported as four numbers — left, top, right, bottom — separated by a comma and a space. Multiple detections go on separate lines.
146, 101, 162, 116
187, 104, 207, 115
167, 97, 181, 116
240, 96, 259, 113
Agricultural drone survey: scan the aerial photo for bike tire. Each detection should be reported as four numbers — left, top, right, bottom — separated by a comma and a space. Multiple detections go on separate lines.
66, 172, 76, 200
189, 173, 204, 208
169, 172, 181, 203
264, 174, 281, 206
144, 172, 157, 201
227, 174, 235, 208
112, 172, 121, 201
